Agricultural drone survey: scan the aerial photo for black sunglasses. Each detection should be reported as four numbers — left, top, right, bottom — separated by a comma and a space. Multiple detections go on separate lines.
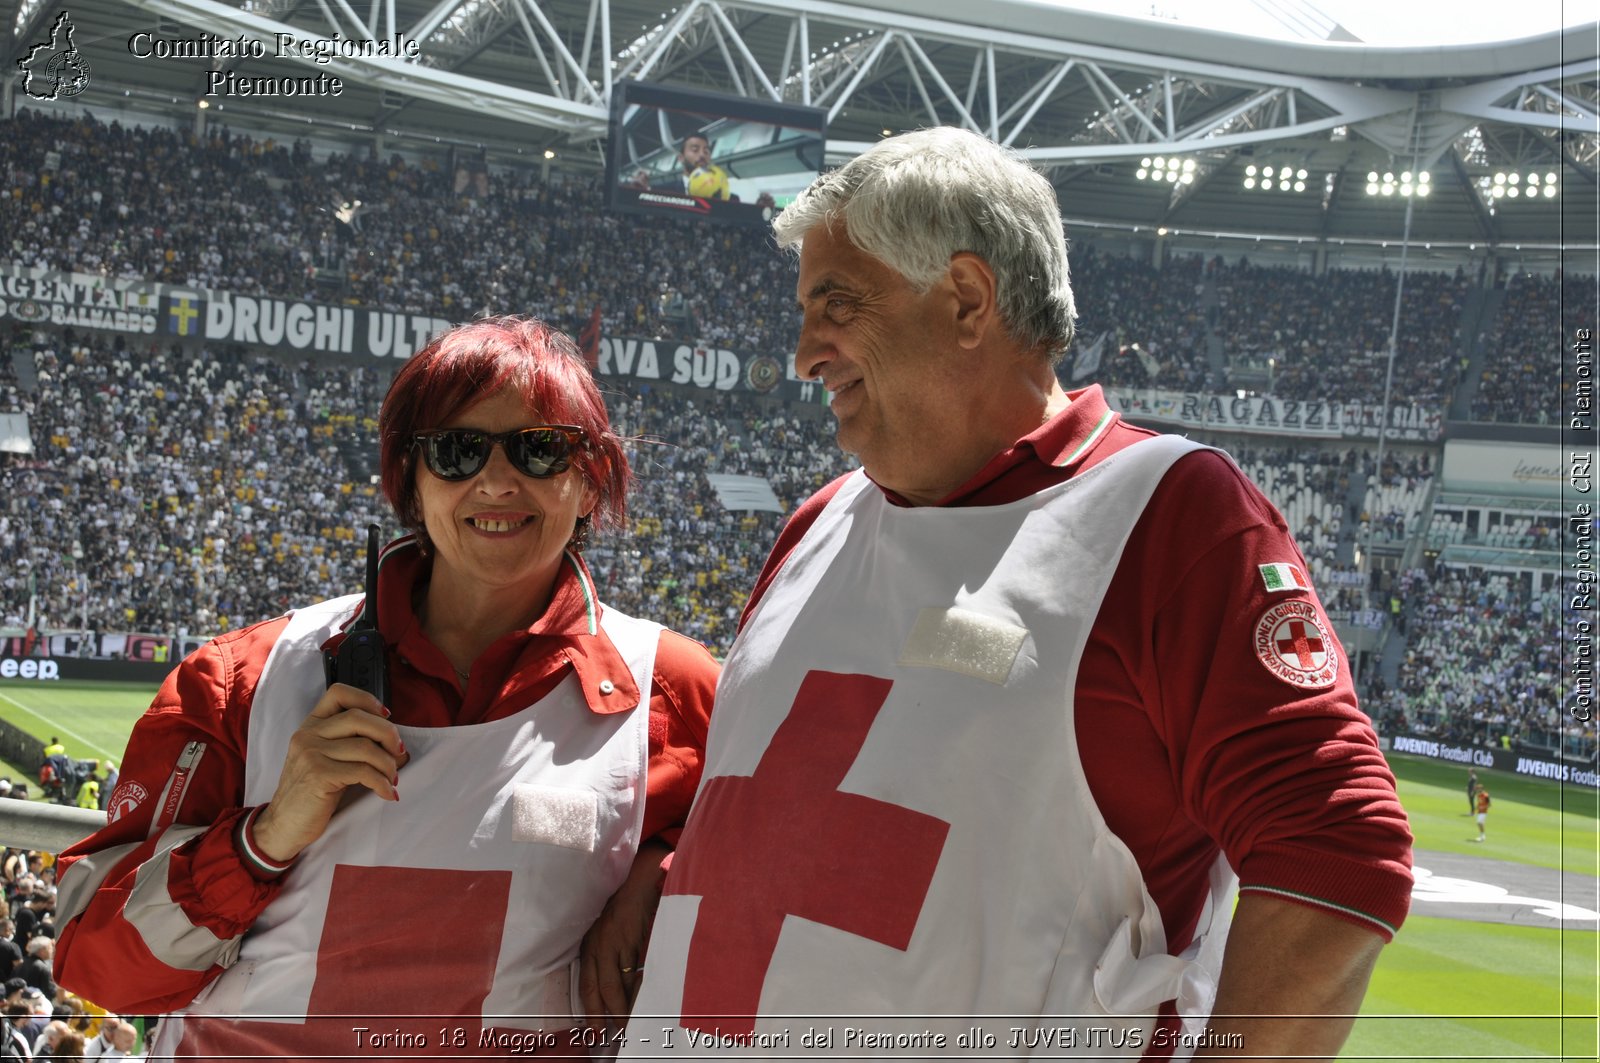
413, 426, 585, 481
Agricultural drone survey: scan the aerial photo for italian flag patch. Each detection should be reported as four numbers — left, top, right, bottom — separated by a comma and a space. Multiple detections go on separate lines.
1258, 562, 1311, 594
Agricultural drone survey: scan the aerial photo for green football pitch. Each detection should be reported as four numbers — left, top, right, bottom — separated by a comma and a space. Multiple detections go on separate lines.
1, 679, 1596, 1059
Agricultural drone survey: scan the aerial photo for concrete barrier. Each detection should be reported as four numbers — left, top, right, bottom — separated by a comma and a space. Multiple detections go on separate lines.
0, 799, 101, 853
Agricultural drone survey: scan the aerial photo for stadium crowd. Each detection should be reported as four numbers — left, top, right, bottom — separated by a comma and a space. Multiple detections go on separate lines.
1, 109, 799, 358
0, 327, 856, 655
0, 836, 146, 1056
1, 108, 1593, 767
1365, 566, 1585, 759
3, 109, 1579, 416
1212, 259, 1473, 408
1472, 271, 1597, 424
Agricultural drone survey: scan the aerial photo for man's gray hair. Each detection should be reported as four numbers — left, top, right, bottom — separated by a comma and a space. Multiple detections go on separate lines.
774, 126, 1076, 361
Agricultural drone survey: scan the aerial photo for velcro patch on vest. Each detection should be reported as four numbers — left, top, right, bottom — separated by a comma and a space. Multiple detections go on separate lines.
511, 785, 599, 852
1253, 601, 1339, 689
897, 606, 1026, 685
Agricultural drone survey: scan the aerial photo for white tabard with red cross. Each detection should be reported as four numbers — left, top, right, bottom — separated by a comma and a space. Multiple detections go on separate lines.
624, 434, 1236, 1059
151, 595, 658, 1060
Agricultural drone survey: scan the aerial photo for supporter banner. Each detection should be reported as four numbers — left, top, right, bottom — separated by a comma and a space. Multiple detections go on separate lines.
596, 335, 828, 404
0, 266, 452, 361
1104, 389, 1443, 442
0, 266, 161, 335
1331, 608, 1386, 629
202, 294, 451, 360
1389, 733, 1600, 788
0, 267, 821, 403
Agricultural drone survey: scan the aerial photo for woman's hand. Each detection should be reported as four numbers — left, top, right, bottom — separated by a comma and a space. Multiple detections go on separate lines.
251, 684, 408, 863
580, 838, 672, 1032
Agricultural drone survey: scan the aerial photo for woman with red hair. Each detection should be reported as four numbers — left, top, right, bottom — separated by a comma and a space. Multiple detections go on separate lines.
55, 317, 717, 1057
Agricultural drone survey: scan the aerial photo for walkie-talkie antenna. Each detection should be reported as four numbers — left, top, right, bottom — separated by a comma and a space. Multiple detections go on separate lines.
352, 523, 380, 631
330, 523, 388, 703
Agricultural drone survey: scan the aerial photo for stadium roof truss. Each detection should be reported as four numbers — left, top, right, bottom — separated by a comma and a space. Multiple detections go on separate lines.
3, 0, 1597, 246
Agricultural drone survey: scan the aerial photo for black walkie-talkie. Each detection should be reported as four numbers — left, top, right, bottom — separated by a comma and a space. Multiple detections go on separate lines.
327, 524, 389, 704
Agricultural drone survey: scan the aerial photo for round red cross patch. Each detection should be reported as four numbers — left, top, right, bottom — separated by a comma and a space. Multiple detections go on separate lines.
107, 781, 149, 824
1254, 600, 1339, 689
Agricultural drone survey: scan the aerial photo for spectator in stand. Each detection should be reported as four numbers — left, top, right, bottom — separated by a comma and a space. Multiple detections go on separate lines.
53, 316, 719, 1057
12, 889, 51, 948
3, 1003, 33, 1061
82, 1016, 137, 1059
32, 1018, 68, 1058
0, 922, 18, 981
53, 1029, 87, 1061
96, 764, 116, 813
17, 939, 53, 1000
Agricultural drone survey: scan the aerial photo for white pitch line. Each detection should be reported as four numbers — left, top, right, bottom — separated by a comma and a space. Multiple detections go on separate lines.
0, 690, 120, 761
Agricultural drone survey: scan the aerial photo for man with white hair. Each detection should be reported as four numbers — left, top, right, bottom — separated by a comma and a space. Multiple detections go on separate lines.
614, 128, 1413, 1059
17, 939, 52, 1002
31, 1018, 68, 1057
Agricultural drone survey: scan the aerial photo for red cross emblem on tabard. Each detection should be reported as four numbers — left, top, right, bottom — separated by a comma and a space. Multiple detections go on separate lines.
169, 865, 589, 1059
662, 670, 951, 1037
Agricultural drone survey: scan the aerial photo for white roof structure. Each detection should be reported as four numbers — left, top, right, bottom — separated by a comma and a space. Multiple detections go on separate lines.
4, 0, 1595, 247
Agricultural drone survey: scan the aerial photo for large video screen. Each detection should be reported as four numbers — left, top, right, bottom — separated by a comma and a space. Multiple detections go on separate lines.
606, 80, 827, 227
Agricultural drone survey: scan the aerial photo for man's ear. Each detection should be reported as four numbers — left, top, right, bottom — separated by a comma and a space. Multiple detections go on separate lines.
947, 252, 998, 350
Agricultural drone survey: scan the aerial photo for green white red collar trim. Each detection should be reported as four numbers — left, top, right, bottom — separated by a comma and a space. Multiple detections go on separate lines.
564, 550, 598, 636
1056, 409, 1115, 467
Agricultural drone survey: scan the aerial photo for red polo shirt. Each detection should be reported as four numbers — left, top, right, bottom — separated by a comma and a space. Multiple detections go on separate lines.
745, 385, 1413, 954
